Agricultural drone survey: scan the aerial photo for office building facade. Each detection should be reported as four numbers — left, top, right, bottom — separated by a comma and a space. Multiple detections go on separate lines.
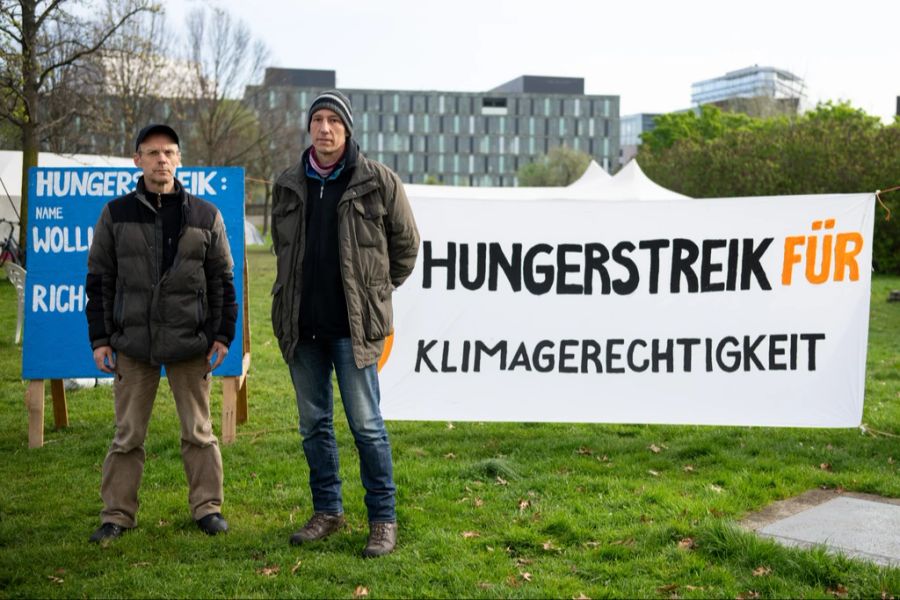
247, 69, 620, 186
619, 112, 661, 165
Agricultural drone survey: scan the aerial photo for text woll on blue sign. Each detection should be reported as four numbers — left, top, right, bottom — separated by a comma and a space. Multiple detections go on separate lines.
23, 167, 245, 379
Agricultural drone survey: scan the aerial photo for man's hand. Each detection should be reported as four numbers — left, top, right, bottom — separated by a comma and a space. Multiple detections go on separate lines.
207, 340, 229, 372
93, 346, 116, 373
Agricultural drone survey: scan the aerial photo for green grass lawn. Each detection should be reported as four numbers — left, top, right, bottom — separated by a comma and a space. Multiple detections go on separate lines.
0, 246, 898, 599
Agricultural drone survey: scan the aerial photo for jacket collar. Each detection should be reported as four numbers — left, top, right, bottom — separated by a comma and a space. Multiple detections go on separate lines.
276, 140, 377, 197
135, 176, 186, 213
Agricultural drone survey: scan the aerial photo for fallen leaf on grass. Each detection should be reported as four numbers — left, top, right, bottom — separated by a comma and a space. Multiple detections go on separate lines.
584, 541, 601, 548
496, 476, 508, 486
462, 531, 480, 538
649, 444, 663, 454
677, 537, 696, 550
47, 576, 64, 584
737, 592, 760, 600
444, 452, 456, 459
257, 565, 280, 577
827, 584, 849, 598
290, 559, 302, 575
820, 463, 832, 471
131, 562, 150, 568
576, 446, 593, 456
477, 582, 493, 589
353, 585, 369, 598
520, 572, 533, 582
889, 457, 895, 465
708, 507, 725, 517
684, 586, 705, 591
542, 540, 556, 551
648, 469, 660, 477
752, 566, 772, 577
573, 594, 591, 600
656, 583, 679, 593
597, 454, 610, 463
709, 484, 724, 493
506, 575, 521, 588
881, 591, 895, 600
474, 498, 484, 507
518, 499, 530, 512
157, 519, 170, 527
446, 422, 455, 430
610, 538, 635, 547
683, 465, 695, 473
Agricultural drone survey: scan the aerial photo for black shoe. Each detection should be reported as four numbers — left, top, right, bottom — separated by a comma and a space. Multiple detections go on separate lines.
89, 522, 127, 543
197, 512, 228, 535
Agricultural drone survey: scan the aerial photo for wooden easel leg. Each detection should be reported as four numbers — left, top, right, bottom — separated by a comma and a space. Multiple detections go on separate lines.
236, 375, 248, 425
25, 380, 45, 448
222, 377, 237, 444
50, 379, 69, 429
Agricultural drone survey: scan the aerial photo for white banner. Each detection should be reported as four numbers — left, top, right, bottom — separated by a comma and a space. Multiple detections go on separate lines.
379, 193, 875, 428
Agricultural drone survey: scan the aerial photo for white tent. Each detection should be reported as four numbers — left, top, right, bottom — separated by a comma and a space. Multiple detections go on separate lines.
601, 159, 689, 201
403, 159, 687, 203
0, 150, 134, 238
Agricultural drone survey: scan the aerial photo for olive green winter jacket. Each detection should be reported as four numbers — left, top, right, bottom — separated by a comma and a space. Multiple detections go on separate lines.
271, 148, 420, 368
86, 178, 237, 365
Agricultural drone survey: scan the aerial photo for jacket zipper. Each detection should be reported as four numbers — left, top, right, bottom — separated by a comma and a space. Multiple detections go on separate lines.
312, 179, 325, 339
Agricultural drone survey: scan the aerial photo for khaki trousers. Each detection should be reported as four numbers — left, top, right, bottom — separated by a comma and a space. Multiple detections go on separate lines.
99, 352, 223, 528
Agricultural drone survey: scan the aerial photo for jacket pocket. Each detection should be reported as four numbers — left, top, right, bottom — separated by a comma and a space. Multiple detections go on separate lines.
113, 282, 125, 328
363, 281, 393, 340
352, 198, 387, 247
271, 281, 285, 339
195, 289, 206, 332
272, 198, 301, 250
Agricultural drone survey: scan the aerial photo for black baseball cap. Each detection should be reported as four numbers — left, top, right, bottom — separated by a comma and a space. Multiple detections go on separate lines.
134, 124, 179, 152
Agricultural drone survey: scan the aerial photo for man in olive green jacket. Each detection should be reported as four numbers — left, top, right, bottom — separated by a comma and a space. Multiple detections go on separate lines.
271, 90, 419, 557
86, 124, 236, 543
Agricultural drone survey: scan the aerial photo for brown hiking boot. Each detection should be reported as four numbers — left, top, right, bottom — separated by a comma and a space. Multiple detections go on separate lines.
289, 512, 346, 545
362, 521, 397, 557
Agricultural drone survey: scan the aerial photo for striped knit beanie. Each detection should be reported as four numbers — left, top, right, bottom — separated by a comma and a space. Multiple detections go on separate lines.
307, 90, 353, 137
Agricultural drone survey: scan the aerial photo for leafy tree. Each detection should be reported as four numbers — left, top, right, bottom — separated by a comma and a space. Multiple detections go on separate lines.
517, 146, 591, 187
0, 0, 153, 259
638, 101, 900, 273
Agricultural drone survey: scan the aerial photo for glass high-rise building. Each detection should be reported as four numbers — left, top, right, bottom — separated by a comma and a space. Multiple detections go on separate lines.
691, 65, 807, 106
246, 69, 620, 186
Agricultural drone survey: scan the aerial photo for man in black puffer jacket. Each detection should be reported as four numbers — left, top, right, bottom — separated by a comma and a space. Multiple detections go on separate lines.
85, 124, 237, 543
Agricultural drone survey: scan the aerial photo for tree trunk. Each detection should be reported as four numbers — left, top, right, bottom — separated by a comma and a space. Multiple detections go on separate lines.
262, 180, 271, 236
18, 0, 39, 264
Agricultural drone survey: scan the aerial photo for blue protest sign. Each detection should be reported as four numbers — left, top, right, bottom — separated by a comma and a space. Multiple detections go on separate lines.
22, 167, 245, 379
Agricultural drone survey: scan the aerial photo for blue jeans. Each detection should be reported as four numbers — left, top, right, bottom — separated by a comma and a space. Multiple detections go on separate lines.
287, 338, 396, 522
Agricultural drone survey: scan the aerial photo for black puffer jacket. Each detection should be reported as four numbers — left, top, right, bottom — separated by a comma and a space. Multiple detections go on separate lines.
85, 177, 237, 364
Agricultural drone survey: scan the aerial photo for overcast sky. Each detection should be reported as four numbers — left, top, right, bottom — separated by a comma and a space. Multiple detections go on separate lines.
165, 0, 899, 122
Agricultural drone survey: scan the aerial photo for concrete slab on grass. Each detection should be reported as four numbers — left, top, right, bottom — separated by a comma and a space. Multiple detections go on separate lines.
741, 489, 900, 567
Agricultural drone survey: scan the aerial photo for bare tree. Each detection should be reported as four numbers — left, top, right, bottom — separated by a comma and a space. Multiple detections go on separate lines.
0, 0, 154, 258
177, 5, 271, 167
89, 0, 172, 156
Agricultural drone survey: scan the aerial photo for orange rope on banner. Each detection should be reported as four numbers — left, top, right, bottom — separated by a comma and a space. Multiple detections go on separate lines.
874, 186, 898, 221
246, 176, 274, 185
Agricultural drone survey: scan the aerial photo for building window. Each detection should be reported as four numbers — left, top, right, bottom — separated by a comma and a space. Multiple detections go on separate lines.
468, 155, 474, 174
481, 136, 489, 153
453, 115, 460, 134
377, 133, 384, 152
393, 94, 400, 112
424, 114, 430, 133
574, 98, 581, 117
439, 95, 445, 114
544, 98, 551, 115
469, 115, 475, 134
408, 114, 414, 132
529, 117, 535, 136
589, 118, 595, 137
408, 154, 414, 172
499, 137, 505, 154
439, 135, 445, 153
454, 155, 460, 173
559, 118, 566, 136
